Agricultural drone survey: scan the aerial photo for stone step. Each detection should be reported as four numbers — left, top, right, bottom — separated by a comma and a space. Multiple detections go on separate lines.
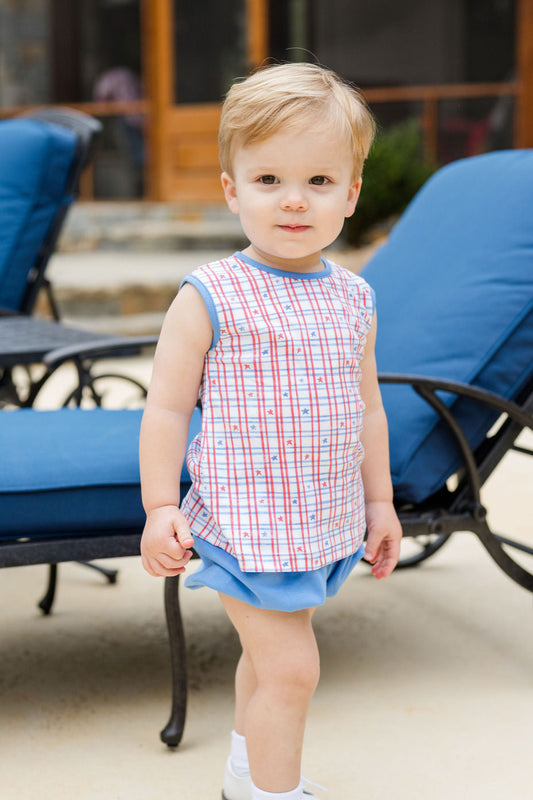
44, 249, 224, 334
44, 242, 379, 336
59, 202, 247, 253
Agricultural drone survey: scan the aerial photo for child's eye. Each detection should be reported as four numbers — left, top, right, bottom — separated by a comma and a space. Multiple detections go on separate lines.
259, 175, 279, 185
309, 176, 329, 186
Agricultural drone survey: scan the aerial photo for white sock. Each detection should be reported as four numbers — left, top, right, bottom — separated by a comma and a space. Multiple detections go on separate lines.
251, 780, 303, 800
229, 729, 250, 778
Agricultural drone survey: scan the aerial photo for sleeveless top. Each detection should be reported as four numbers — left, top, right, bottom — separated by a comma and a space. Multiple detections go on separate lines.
180, 252, 375, 572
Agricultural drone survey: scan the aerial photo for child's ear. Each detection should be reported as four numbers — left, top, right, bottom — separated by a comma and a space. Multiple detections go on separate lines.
345, 177, 363, 218
221, 172, 239, 214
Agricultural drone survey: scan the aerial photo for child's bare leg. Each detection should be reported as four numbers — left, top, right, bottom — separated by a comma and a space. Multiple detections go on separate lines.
219, 593, 319, 793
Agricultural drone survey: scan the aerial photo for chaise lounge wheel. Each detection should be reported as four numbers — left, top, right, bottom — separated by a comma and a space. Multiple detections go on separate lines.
396, 532, 451, 568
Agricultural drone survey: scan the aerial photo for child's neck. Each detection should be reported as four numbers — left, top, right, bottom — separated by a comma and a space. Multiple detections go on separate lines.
242, 245, 325, 274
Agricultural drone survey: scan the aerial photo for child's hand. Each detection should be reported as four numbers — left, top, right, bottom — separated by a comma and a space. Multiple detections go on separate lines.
364, 500, 402, 579
141, 505, 194, 577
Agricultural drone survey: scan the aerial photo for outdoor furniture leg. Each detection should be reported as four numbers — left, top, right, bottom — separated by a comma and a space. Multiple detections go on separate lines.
38, 561, 118, 616
160, 574, 188, 748
77, 561, 118, 583
38, 563, 58, 615
475, 518, 533, 592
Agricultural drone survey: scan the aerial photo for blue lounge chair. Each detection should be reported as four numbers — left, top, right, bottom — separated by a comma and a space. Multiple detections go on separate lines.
0, 108, 101, 318
361, 149, 533, 587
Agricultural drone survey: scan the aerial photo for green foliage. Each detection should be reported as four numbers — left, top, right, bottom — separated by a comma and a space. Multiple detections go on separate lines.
345, 119, 437, 245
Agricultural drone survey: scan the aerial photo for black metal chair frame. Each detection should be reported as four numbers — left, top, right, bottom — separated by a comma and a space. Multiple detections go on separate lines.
383, 373, 533, 591
24, 334, 156, 409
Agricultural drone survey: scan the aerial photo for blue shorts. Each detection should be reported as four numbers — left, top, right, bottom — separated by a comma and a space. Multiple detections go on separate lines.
184, 536, 365, 612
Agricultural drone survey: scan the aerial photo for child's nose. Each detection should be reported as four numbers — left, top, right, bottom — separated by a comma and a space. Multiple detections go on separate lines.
280, 186, 308, 211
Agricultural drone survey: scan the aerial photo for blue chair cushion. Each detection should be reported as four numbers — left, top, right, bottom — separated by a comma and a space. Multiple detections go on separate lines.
0, 407, 202, 539
0, 118, 77, 311
361, 150, 533, 504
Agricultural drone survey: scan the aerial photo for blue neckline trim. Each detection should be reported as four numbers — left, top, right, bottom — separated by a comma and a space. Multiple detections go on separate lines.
235, 251, 332, 279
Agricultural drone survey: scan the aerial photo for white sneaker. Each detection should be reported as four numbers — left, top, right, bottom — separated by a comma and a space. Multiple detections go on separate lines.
301, 782, 322, 798
221, 758, 251, 800
221, 760, 323, 799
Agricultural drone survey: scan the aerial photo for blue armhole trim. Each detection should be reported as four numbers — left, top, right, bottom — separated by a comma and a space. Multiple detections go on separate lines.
180, 275, 221, 350
369, 286, 376, 319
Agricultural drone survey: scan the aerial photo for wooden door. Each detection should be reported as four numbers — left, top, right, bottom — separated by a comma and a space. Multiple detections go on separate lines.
143, 0, 268, 202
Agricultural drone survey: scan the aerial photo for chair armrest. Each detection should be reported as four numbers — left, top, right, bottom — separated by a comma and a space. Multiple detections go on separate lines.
43, 334, 159, 368
378, 372, 533, 430
378, 371, 533, 506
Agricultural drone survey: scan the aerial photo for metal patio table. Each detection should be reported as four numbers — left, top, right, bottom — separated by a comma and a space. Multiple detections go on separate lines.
0, 314, 144, 408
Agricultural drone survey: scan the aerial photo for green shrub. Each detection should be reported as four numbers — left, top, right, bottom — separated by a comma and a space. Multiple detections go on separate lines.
345, 118, 437, 245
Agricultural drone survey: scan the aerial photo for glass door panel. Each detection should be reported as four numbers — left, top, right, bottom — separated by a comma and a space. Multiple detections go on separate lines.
173, 0, 247, 103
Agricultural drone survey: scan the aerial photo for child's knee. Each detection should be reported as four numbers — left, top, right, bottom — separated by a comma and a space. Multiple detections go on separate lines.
264, 648, 320, 699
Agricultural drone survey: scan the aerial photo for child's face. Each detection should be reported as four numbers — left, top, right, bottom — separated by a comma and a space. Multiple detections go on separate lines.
221, 125, 361, 272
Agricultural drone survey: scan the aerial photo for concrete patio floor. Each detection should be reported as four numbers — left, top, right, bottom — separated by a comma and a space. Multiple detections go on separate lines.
2, 414, 532, 800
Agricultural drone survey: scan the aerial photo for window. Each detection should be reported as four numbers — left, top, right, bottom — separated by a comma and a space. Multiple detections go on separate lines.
173, 0, 247, 103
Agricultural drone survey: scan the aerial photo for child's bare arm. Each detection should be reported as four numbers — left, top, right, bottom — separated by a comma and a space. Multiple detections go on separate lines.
139, 283, 212, 577
359, 314, 402, 579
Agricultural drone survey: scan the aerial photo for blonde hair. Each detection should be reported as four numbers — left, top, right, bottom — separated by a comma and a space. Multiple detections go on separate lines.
219, 63, 376, 178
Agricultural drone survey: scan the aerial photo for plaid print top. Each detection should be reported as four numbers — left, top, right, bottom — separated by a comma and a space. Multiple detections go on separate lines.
180, 252, 375, 572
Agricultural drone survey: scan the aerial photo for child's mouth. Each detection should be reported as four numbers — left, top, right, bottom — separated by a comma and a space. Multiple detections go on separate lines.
278, 224, 310, 233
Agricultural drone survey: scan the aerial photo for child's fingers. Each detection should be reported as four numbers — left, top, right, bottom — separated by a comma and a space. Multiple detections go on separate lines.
364, 527, 402, 577
369, 537, 401, 579
140, 507, 194, 578
363, 528, 381, 563
144, 539, 193, 574
158, 548, 193, 569
142, 552, 189, 578
370, 553, 395, 579
173, 515, 194, 549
